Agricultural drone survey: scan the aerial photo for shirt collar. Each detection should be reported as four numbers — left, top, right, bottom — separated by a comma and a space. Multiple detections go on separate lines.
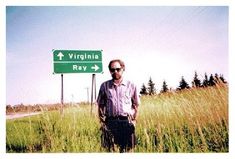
109, 79, 128, 87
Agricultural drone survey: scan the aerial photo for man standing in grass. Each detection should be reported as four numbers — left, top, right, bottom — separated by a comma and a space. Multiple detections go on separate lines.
97, 59, 140, 152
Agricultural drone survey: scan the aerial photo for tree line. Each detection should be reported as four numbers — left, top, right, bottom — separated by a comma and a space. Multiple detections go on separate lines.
140, 71, 227, 95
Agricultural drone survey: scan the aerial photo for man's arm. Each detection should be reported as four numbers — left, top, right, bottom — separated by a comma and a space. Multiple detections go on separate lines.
132, 104, 138, 121
98, 105, 106, 123
131, 84, 140, 121
97, 84, 106, 123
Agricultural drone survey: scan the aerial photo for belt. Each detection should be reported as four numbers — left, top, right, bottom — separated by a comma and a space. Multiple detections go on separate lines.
106, 116, 128, 120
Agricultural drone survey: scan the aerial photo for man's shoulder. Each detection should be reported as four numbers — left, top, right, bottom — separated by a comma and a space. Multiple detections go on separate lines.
100, 80, 112, 88
102, 79, 112, 85
123, 80, 137, 87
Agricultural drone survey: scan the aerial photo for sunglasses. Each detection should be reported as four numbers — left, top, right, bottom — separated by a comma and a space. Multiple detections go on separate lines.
110, 68, 122, 72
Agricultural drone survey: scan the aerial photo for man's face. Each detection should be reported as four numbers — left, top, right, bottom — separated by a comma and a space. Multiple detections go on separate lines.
109, 62, 123, 80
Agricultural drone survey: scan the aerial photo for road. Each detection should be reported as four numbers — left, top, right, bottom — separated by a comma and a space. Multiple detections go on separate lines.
6, 112, 42, 120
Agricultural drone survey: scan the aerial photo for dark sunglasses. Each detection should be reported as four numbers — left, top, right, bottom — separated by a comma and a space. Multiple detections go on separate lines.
110, 68, 122, 72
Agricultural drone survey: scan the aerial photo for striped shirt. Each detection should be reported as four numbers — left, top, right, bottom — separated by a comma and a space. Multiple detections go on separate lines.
97, 79, 140, 117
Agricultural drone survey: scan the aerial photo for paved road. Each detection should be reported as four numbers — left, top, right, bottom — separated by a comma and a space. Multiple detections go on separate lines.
6, 112, 42, 120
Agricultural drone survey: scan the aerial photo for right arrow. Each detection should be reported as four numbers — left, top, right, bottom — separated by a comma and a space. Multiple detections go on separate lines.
91, 64, 99, 71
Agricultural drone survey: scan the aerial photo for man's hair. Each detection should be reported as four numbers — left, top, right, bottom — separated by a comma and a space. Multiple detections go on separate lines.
108, 59, 125, 71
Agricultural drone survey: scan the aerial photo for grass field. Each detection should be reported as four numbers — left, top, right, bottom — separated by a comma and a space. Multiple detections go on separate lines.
6, 85, 228, 153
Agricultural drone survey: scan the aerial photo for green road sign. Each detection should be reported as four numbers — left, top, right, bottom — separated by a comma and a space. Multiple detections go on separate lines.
53, 50, 103, 74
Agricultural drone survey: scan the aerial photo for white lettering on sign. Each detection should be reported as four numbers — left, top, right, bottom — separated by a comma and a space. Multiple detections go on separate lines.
68, 53, 99, 61
73, 65, 87, 71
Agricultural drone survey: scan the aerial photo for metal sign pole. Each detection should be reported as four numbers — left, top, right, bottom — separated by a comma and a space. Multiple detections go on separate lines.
61, 74, 64, 115
94, 74, 96, 100
90, 74, 96, 115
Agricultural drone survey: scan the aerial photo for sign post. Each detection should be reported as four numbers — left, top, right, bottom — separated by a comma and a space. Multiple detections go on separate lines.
90, 74, 97, 114
53, 50, 103, 114
61, 74, 64, 115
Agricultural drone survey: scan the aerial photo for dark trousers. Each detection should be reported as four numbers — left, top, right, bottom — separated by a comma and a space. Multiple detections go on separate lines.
101, 118, 136, 152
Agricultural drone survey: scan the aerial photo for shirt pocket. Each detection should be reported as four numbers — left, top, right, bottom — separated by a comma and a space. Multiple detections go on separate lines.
123, 91, 131, 104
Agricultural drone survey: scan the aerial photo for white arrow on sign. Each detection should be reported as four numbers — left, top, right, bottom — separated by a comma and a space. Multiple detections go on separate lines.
91, 64, 99, 71
57, 52, 64, 60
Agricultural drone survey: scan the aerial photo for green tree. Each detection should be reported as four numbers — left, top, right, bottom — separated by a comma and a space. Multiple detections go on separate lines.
202, 73, 209, 87
140, 83, 148, 95
192, 71, 201, 87
219, 74, 227, 84
209, 74, 216, 86
178, 76, 190, 90
148, 77, 156, 95
160, 80, 169, 93
214, 73, 220, 84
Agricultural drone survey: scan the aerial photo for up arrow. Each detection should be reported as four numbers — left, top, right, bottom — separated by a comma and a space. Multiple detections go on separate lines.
57, 52, 64, 60
91, 64, 99, 71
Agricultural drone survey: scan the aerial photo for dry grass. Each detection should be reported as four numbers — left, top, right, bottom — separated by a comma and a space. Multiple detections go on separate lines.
6, 85, 228, 152
137, 85, 228, 152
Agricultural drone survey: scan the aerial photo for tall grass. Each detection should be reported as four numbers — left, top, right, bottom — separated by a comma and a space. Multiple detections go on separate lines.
137, 85, 228, 152
7, 104, 101, 152
6, 85, 228, 152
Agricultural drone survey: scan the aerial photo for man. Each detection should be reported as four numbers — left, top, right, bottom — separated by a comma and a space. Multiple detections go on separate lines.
97, 59, 140, 152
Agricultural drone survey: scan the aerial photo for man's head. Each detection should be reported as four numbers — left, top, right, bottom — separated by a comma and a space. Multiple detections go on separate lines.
108, 59, 125, 80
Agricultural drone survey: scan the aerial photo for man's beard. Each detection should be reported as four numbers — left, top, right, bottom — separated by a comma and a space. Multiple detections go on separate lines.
112, 73, 121, 80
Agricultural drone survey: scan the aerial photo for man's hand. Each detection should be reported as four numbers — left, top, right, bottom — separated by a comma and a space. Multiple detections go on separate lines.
131, 119, 136, 127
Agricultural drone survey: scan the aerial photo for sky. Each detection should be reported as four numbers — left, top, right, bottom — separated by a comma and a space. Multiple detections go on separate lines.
6, 6, 228, 105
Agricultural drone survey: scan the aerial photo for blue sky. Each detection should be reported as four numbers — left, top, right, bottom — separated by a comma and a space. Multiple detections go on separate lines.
6, 6, 228, 105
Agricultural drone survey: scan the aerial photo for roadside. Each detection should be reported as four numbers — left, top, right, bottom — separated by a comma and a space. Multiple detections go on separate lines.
6, 112, 42, 120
